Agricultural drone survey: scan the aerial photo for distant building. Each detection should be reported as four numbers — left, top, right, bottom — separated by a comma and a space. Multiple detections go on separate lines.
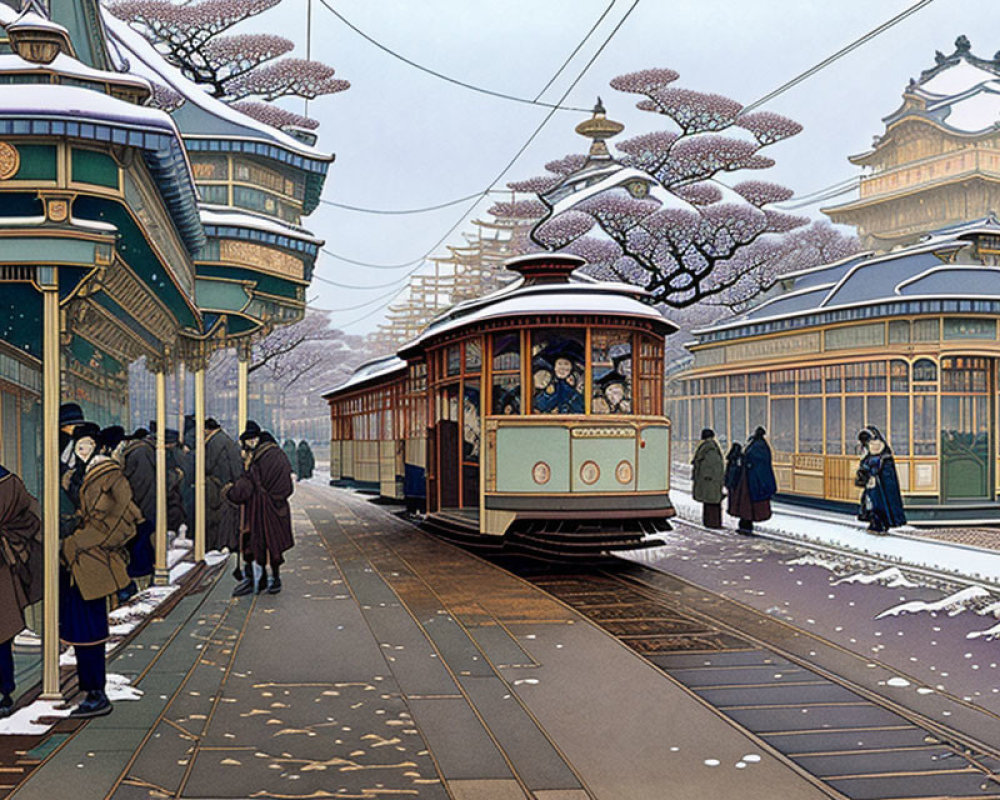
669, 38, 1000, 523
825, 36, 1000, 250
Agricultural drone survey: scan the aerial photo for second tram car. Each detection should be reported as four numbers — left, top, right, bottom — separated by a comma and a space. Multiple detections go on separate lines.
324, 253, 677, 559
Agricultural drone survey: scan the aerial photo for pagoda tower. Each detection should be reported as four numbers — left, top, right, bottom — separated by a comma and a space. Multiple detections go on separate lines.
824, 36, 1000, 250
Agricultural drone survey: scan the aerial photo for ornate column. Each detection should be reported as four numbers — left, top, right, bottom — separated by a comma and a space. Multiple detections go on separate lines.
39, 268, 61, 700
190, 350, 207, 562
176, 361, 186, 439
237, 339, 251, 435
151, 356, 170, 586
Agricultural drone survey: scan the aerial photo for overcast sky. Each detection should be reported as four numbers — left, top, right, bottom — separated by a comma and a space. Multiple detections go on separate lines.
250, 0, 1000, 334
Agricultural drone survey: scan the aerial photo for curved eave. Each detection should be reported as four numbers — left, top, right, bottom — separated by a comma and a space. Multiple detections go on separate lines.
322, 357, 407, 399
0, 86, 205, 255
822, 171, 1000, 217
399, 290, 677, 359
184, 137, 332, 214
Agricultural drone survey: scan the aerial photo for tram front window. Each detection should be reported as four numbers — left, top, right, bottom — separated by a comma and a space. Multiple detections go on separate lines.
531, 329, 584, 414
591, 329, 632, 414
492, 332, 521, 415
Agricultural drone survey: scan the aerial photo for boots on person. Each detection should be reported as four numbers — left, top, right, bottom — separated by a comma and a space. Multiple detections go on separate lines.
232, 576, 254, 596
0, 694, 12, 719
69, 690, 112, 719
267, 566, 282, 595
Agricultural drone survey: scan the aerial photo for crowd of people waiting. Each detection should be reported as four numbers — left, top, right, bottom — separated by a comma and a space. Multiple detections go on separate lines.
692, 425, 906, 537
0, 402, 316, 721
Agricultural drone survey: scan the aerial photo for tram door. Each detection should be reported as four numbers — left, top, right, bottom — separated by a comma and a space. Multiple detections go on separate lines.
435, 385, 460, 509
940, 357, 993, 501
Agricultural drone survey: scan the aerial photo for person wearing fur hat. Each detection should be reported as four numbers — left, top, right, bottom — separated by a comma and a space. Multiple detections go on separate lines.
226, 421, 294, 596
60, 423, 141, 718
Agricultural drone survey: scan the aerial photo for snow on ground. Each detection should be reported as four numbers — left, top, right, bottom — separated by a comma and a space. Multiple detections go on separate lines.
169, 562, 195, 584
874, 585, 992, 619
105, 673, 142, 702
834, 567, 920, 589
783, 554, 847, 572
668, 485, 1000, 586
0, 701, 72, 735
204, 549, 231, 567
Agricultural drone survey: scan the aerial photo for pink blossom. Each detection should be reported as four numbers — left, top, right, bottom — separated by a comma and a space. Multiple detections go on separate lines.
610, 68, 680, 95
231, 100, 320, 130
488, 199, 547, 220
736, 111, 803, 145
637, 88, 742, 133
732, 180, 794, 207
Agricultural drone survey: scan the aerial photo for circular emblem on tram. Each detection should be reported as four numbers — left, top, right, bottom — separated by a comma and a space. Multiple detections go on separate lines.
532, 461, 551, 485
0, 142, 19, 181
615, 460, 633, 484
580, 460, 600, 485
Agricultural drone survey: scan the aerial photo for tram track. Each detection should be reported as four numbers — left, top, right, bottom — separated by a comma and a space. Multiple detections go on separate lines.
510, 557, 1000, 800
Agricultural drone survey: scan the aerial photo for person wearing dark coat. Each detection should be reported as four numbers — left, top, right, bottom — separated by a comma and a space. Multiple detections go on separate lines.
59, 403, 86, 540
297, 440, 315, 482
283, 439, 299, 478
692, 429, 725, 529
0, 464, 42, 717
121, 427, 157, 589
857, 427, 907, 534
160, 428, 188, 535
204, 419, 244, 552
178, 415, 196, 533
226, 422, 294, 596
729, 427, 777, 534
60, 423, 140, 719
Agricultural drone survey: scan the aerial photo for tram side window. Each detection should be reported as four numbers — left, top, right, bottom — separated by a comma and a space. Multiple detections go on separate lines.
463, 380, 480, 463
492, 332, 521, 415
531, 329, 584, 414
591, 329, 632, 414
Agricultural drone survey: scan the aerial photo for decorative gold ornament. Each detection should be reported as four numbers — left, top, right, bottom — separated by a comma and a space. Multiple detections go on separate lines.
615, 460, 633, 485
532, 461, 551, 485
0, 142, 20, 181
47, 199, 69, 222
580, 460, 600, 485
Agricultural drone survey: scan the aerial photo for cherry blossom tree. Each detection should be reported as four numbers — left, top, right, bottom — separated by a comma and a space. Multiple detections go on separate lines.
500, 68, 811, 308
107, 0, 349, 129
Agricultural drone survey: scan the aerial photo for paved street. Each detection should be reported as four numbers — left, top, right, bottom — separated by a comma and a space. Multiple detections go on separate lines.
10, 484, 832, 800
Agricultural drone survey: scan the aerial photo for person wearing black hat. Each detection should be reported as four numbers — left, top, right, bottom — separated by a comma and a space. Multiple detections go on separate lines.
58, 403, 86, 539
692, 428, 725, 529
204, 419, 244, 553
60, 422, 140, 718
121, 427, 157, 598
226, 422, 294, 596
856, 426, 906, 535
0, 462, 41, 717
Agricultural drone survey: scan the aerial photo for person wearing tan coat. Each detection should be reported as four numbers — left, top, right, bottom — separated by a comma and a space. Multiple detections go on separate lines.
60, 423, 140, 719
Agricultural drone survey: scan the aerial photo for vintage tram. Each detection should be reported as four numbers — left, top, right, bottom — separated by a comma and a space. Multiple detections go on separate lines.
324, 253, 678, 559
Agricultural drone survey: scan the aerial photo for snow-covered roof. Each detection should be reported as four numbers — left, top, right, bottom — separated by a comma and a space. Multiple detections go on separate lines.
400, 280, 676, 358
0, 83, 205, 253
322, 356, 406, 399
880, 38, 1000, 136
103, 12, 333, 175
694, 219, 1000, 337
0, 51, 150, 93
199, 205, 324, 252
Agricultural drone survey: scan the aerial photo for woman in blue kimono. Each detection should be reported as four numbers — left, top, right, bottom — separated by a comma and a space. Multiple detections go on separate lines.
857, 426, 906, 535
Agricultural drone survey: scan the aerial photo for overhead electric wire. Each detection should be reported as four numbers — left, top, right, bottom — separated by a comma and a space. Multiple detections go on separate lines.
320, 191, 485, 215
316, 0, 591, 113
326, 0, 642, 329
315, 0, 619, 217
532, 0, 619, 101
741, 0, 937, 114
